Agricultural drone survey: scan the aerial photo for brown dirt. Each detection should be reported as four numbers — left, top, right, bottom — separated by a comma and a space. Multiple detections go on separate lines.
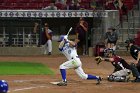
0, 55, 139, 93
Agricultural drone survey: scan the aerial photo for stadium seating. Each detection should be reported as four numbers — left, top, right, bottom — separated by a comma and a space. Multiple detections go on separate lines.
0, 0, 4, 3
0, 0, 136, 10
123, 0, 134, 10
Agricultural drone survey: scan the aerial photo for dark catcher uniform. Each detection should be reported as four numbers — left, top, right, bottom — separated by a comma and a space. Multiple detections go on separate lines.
108, 55, 131, 82
111, 55, 131, 72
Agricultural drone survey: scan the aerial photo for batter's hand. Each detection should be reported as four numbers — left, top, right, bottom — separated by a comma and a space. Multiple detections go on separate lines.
95, 56, 103, 65
63, 35, 69, 42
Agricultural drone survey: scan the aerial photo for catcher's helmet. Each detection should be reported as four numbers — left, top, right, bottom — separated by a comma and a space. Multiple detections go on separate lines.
104, 48, 114, 57
104, 48, 114, 53
0, 80, 8, 93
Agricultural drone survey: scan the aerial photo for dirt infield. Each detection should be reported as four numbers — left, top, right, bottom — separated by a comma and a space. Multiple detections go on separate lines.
0, 55, 140, 93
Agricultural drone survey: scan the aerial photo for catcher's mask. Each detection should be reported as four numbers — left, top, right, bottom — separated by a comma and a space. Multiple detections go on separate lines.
125, 38, 134, 51
104, 48, 114, 57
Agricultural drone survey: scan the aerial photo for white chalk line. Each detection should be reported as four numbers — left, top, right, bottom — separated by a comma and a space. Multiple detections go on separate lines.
8, 78, 56, 92
8, 85, 48, 92
12, 78, 53, 83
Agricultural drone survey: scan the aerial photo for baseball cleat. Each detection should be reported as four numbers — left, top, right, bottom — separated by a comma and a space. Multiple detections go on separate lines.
48, 52, 52, 55
96, 77, 102, 85
57, 81, 67, 86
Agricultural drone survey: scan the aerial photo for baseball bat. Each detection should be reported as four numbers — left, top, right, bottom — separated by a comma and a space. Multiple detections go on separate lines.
66, 27, 72, 36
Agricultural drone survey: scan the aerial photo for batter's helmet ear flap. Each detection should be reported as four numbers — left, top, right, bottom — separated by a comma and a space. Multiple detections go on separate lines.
0, 80, 8, 93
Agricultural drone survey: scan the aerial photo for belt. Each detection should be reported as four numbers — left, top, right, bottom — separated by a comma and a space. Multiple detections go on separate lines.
71, 56, 79, 59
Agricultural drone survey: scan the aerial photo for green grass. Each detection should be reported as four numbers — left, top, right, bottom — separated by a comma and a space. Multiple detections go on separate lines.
0, 62, 54, 75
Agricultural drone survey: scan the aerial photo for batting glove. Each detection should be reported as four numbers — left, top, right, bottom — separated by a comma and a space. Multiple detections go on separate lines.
63, 35, 69, 42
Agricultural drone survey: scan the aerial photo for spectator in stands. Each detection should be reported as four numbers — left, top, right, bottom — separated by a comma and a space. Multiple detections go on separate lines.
104, 0, 116, 10
90, 0, 102, 10
105, 0, 128, 21
118, 0, 128, 19
69, 1, 80, 10
90, 0, 97, 10
41, 22, 53, 55
104, 27, 118, 51
42, 2, 57, 10
75, 17, 88, 55
55, 0, 66, 10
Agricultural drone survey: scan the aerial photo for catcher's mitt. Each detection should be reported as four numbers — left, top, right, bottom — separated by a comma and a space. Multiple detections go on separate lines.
95, 56, 102, 65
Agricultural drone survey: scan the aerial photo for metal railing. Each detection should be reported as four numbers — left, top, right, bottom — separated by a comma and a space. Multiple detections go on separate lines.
0, 27, 39, 47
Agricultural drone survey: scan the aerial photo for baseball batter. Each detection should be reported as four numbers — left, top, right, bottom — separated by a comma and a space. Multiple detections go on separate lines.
56, 35, 101, 86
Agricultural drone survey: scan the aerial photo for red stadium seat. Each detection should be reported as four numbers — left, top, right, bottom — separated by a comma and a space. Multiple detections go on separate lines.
133, 0, 139, 5
13, 3, 27, 9
55, 2, 65, 10
5, 0, 18, 3
30, 0, 44, 3
26, 3, 39, 9
80, 0, 90, 9
0, 0, 4, 3
124, 0, 134, 10
1, 3, 14, 9
42, 0, 51, 8
18, 0, 31, 3
38, 3, 44, 9
44, 0, 51, 3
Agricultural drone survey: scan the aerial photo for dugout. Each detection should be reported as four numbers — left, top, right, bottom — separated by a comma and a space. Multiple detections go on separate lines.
0, 10, 119, 55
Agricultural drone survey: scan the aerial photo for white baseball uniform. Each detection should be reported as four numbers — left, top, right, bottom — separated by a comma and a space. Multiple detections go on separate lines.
59, 39, 95, 80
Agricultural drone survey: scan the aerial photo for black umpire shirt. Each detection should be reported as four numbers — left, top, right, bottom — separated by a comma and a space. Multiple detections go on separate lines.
130, 45, 140, 60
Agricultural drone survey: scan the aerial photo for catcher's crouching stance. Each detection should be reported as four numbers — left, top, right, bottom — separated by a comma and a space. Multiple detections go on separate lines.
95, 49, 131, 82
57, 35, 102, 86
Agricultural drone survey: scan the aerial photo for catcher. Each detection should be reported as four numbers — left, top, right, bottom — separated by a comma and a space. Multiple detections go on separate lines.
95, 48, 131, 82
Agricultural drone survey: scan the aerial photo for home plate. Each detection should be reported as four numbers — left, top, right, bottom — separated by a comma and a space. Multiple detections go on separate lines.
50, 82, 59, 85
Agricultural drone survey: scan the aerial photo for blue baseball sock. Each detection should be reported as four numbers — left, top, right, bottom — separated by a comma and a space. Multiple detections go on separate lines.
87, 74, 98, 80
60, 69, 66, 81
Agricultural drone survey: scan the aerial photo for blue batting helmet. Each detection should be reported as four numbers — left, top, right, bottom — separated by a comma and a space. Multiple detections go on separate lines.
58, 35, 65, 42
0, 80, 8, 93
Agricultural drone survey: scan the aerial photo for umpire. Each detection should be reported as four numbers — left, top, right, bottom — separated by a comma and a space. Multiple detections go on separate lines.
125, 38, 140, 82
